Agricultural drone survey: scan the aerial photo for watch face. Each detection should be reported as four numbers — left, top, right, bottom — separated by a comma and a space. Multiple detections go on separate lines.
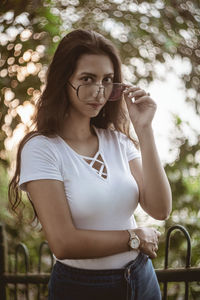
130, 238, 140, 249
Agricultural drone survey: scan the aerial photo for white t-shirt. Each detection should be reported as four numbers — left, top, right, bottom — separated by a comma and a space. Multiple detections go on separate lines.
19, 126, 141, 269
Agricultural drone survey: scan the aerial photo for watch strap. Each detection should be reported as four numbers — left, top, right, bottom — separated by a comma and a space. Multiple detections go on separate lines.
127, 229, 137, 239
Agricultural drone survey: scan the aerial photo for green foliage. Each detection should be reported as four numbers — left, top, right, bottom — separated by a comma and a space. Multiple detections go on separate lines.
153, 123, 200, 299
0, 165, 46, 273
1, 0, 200, 164
0, 1, 200, 299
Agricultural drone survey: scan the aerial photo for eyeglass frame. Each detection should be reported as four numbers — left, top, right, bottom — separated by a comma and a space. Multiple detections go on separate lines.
67, 81, 126, 102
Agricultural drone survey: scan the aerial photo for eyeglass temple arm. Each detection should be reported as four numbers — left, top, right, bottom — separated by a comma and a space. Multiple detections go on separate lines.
68, 81, 77, 91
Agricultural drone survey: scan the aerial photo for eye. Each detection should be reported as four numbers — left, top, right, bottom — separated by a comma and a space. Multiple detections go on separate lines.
80, 76, 93, 83
103, 77, 113, 84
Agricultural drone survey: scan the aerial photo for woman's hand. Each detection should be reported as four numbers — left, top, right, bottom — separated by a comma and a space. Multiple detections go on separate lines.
134, 227, 161, 259
123, 86, 157, 133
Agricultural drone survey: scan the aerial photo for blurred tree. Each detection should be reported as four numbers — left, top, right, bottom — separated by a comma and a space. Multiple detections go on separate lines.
0, 0, 200, 298
0, 0, 200, 166
153, 118, 200, 298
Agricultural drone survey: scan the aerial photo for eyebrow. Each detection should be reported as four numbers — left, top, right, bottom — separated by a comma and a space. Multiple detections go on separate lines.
79, 72, 114, 77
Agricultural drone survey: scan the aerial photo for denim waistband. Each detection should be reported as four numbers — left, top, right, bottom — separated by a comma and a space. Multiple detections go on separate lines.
55, 252, 146, 276
54, 252, 149, 300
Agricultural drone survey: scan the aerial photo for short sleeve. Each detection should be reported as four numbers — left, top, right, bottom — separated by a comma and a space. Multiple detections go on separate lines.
19, 136, 63, 192
118, 132, 141, 162
125, 137, 141, 161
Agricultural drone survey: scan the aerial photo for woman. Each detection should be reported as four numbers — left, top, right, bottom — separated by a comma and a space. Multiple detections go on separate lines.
9, 29, 172, 300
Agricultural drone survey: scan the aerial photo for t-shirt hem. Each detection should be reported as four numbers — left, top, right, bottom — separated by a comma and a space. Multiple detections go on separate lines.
128, 154, 141, 162
54, 250, 140, 270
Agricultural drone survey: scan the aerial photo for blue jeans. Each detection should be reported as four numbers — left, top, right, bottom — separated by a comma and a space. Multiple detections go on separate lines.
48, 252, 161, 300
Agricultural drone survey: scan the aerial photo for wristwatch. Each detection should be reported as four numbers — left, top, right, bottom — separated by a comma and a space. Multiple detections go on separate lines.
127, 229, 140, 250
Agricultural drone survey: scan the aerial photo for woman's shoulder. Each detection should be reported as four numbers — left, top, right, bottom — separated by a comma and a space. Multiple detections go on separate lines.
22, 133, 60, 152
95, 127, 139, 154
25, 133, 59, 144
20, 134, 63, 165
95, 126, 130, 142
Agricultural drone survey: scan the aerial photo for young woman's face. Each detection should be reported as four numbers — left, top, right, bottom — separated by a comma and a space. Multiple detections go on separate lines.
67, 54, 114, 119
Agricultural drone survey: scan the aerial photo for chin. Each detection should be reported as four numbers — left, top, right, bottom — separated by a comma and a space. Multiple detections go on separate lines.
87, 109, 102, 117
88, 111, 100, 118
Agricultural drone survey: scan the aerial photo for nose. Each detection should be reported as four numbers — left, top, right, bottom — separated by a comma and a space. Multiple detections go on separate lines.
96, 85, 106, 103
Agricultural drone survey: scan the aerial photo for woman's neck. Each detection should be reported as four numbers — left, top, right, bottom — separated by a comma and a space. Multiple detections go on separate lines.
60, 114, 94, 142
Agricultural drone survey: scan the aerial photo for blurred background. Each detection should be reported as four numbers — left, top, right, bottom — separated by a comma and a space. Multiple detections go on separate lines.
0, 0, 200, 299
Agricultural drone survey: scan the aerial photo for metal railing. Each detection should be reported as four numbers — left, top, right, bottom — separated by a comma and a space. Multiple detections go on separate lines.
0, 223, 200, 299
0, 224, 53, 299
156, 224, 200, 299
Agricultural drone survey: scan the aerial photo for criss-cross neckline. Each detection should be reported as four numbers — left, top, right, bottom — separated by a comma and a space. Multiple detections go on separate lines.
58, 126, 109, 181
81, 152, 108, 179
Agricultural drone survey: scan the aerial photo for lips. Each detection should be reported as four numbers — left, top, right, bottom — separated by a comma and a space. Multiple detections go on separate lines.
87, 103, 103, 109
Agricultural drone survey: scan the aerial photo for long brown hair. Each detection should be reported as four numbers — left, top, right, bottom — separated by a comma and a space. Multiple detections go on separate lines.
8, 29, 137, 221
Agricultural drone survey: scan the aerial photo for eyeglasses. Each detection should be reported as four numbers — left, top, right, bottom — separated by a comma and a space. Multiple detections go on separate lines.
68, 82, 126, 102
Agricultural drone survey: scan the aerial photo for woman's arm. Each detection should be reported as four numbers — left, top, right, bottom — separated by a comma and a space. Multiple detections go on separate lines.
26, 179, 160, 260
124, 86, 172, 220
129, 127, 172, 220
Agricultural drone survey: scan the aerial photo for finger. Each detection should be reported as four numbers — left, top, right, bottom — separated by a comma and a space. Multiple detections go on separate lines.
154, 231, 161, 243
125, 90, 146, 100
124, 87, 150, 96
124, 88, 148, 99
151, 243, 158, 257
131, 89, 146, 98
132, 96, 154, 104
152, 238, 158, 244
155, 230, 161, 238
123, 86, 140, 92
150, 242, 158, 252
129, 90, 150, 98
154, 244, 158, 252
152, 244, 156, 251
151, 252, 157, 259
148, 250, 157, 259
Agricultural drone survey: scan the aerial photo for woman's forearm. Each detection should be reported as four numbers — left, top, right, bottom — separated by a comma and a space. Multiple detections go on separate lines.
56, 228, 130, 259
136, 125, 172, 220
56, 226, 160, 260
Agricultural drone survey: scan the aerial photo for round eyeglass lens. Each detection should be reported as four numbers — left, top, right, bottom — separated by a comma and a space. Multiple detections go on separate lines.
77, 83, 125, 102
107, 83, 125, 101
77, 84, 99, 102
